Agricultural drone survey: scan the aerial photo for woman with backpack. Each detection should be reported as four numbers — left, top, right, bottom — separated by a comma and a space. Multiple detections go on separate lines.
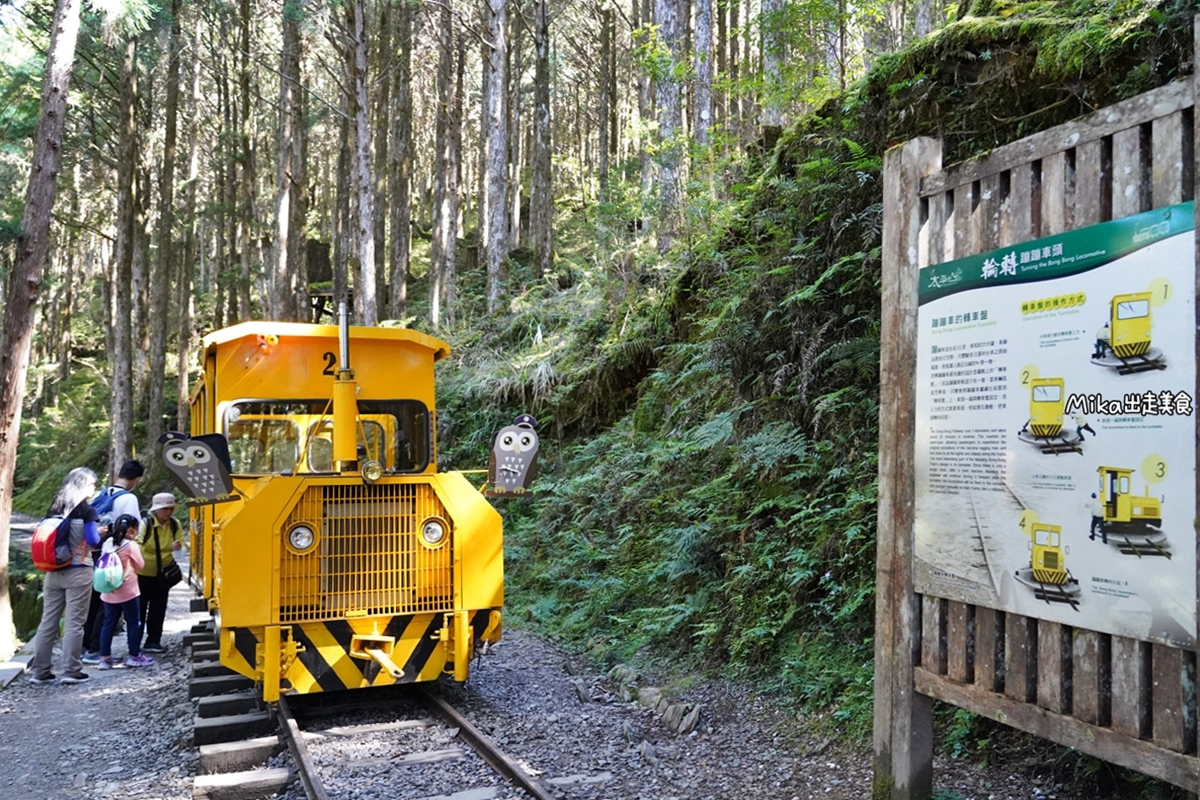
27, 468, 104, 685
96, 514, 153, 669
135, 493, 185, 653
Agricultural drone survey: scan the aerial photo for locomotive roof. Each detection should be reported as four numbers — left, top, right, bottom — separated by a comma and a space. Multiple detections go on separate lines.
201, 321, 451, 360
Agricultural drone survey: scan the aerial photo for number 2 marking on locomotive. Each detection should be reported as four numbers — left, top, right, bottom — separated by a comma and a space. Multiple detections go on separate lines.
322, 352, 337, 376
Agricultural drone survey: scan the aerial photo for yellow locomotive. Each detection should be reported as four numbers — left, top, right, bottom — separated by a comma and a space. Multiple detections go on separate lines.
1109, 292, 1152, 358
1097, 465, 1162, 532
1029, 522, 1067, 585
1028, 378, 1065, 438
1014, 516, 1079, 607
179, 311, 502, 702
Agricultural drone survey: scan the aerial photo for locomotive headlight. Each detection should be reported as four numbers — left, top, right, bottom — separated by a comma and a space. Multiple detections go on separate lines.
288, 524, 316, 553
419, 517, 448, 548
361, 459, 384, 484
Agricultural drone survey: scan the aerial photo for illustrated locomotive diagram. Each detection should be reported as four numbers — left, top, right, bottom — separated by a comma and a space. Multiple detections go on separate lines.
1014, 517, 1081, 609
1016, 376, 1092, 456
1091, 291, 1167, 374
1092, 464, 1170, 558
170, 306, 515, 702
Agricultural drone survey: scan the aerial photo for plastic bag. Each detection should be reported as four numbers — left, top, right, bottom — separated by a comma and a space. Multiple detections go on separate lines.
93, 550, 125, 593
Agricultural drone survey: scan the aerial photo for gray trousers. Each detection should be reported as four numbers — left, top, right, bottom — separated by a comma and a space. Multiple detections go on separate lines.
30, 566, 93, 679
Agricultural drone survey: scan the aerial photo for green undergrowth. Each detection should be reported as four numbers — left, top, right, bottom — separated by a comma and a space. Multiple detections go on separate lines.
438, 0, 1197, 744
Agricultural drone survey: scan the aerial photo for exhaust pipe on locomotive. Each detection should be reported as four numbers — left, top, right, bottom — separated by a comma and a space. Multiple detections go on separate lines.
333, 301, 359, 474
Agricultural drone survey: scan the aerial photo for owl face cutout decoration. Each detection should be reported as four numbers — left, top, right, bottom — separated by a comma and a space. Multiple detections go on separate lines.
159, 432, 237, 506
487, 415, 539, 497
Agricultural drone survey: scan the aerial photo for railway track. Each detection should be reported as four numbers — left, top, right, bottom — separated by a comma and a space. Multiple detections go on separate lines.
189, 625, 558, 800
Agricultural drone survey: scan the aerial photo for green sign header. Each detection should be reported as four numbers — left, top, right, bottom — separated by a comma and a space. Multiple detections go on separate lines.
918, 202, 1195, 305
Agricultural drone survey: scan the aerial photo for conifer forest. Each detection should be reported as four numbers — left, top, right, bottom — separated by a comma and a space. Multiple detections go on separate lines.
1, 0, 1197, 781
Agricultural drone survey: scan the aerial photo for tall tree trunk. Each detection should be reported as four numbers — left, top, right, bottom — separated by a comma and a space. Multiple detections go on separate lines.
484, 0, 509, 313
728, 0, 739, 138
653, 0, 683, 253
715, 0, 725, 134
110, 37, 138, 474
529, 0, 552, 278
693, 0, 714, 149
347, 0, 377, 324
741, 0, 753, 138
760, 0, 783, 137
214, 27, 231, 329
388, 0, 414, 320
598, 2, 612, 197
238, 0, 254, 320
638, 0, 653, 232
430, 5, 452, 330
373, 0, 391, 311
291, 35, 310, 321
508, 3, 523, 248
132, 163, 150, 410
0, 0, 82, 660
446, 29, 464, 326
271, 0, 303, 321
914, 0, 932, 36
177, 13, 202, 433
148, 0, 182, 466
477, 37, 490, 266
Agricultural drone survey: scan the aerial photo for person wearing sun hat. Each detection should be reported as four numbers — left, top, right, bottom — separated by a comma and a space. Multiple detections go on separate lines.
135, 492, 185, 653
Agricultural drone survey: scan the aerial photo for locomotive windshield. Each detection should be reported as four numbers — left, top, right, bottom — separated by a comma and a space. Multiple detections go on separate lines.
1032, 385, 1061, 402
224, 399, 431, 474
1116, 299, 1149, 319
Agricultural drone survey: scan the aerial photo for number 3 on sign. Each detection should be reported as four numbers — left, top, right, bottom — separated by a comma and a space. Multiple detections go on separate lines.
1140, 454, 1167, 484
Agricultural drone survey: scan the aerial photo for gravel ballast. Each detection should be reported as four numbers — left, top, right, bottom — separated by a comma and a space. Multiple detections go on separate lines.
0, 586, 1167, 800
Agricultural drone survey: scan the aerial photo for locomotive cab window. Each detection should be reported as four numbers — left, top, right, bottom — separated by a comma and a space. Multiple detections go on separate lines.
227, 416, 301, 474
224, 399, 431, 474
1034, 529, 1059, 547
1032, 385, 1061, 402
307, 419, 387, 472
1116, 300, 1149, 319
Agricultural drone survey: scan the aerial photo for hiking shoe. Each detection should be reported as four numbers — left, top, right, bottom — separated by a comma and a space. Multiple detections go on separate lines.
60, 672, 90, 684
142, 643, 167, 654
82, 651, 102, 665
96, 657, 113, 671
27, 673, 56, 685
125, 654, 154, 668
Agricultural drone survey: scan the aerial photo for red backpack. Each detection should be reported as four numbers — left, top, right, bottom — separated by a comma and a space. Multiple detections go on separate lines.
31, 516, 81, 572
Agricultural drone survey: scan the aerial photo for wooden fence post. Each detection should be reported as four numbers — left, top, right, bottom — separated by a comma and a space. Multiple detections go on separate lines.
875, 135, 941, 800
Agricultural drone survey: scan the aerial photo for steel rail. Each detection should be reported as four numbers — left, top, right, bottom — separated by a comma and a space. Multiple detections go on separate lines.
277, 694, 332, 800
417, 687, 557, 800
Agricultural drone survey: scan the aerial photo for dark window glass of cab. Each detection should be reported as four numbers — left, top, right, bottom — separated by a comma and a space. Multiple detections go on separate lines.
225, 400, 430, 474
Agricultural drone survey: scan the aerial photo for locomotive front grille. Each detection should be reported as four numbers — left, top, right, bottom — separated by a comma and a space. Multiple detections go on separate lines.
278, 482, 454, 623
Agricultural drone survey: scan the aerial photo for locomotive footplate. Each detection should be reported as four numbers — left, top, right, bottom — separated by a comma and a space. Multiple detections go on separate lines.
1091, 347, 1166, 375
1015, 429, 1083, 456
1013, 567, 1081, 611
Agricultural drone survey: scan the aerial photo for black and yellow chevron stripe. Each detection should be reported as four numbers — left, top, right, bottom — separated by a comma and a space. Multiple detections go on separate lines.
220, 608, 499, 696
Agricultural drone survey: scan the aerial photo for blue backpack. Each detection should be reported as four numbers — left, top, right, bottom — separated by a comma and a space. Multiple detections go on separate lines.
91, 487, 130, 523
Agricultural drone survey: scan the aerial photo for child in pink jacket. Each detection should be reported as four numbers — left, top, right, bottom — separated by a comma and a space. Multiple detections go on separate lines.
98, 514, 154, 669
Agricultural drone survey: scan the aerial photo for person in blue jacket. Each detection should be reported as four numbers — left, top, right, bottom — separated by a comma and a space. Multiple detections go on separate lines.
27, 468, 105, 685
